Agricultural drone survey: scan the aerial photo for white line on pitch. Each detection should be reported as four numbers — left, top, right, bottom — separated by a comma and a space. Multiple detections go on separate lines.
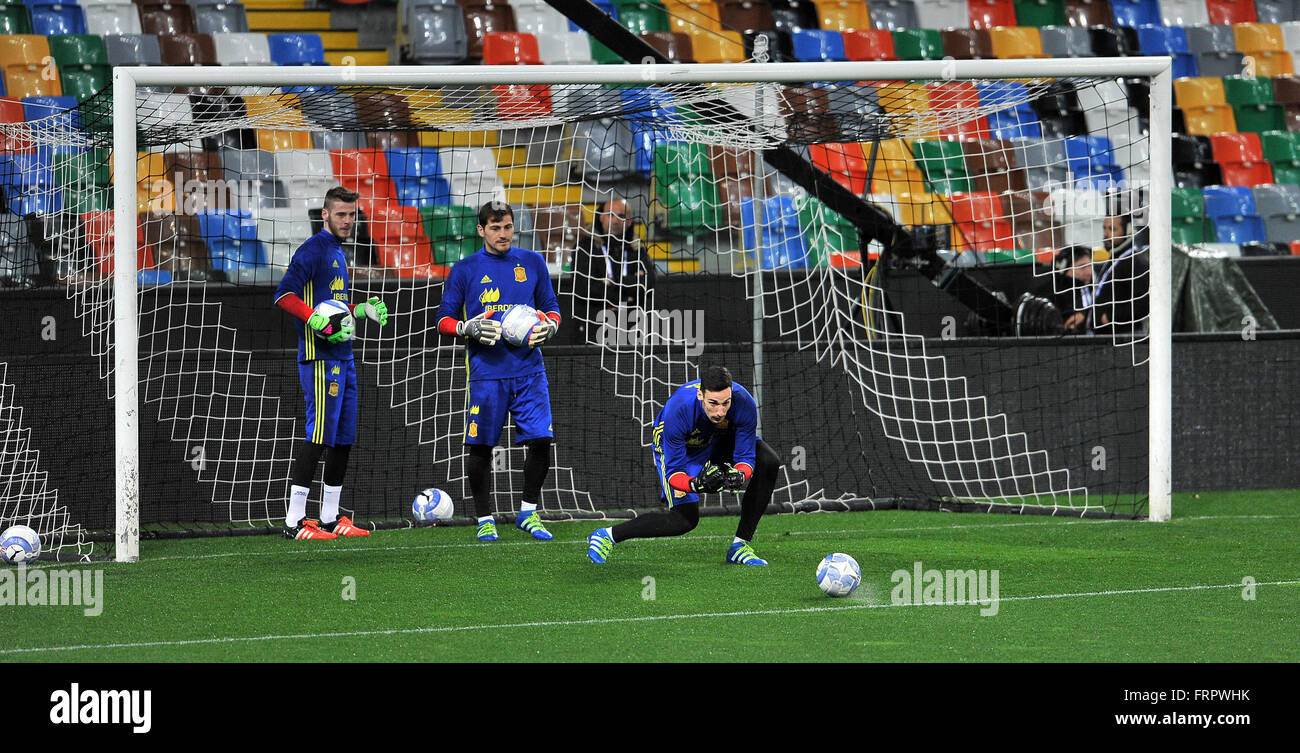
3, 579, 1297, 656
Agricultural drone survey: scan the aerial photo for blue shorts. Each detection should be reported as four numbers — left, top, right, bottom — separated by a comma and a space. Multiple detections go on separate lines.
465, 372, 553, 446
300, 359, 357, 446
652, 432, 754, 509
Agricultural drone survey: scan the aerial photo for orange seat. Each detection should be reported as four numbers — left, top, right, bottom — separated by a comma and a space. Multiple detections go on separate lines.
968, 0, 1018, 30
843, 29, 896, 61
688, 30, 746, 62
811, 0, 871, 32
949, 191, 1014, 251
1173, 77, 1226, 108
809, 142, 870, 194
493, 84, 553, 119
330, 149, 397, 201
926, 82, 990, 139
257, 130, 312, 151
0, 96, 32, 152
665, 1, 724, 34
988, 27, 1048, 59
0, 36, 60, 99
482, 32, 542, 65
1182, 105, 1238, 134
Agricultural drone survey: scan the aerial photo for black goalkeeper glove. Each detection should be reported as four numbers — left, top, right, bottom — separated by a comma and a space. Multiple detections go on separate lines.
689, 461, 727, 494
722, 464, 748, 492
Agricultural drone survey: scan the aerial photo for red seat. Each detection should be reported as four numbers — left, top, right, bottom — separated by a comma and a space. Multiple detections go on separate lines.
949, 192, 1015, 252
330, 149, 396, 201
1290, 240, 1300, 254
358, 199, 439, 278
482, 32, 542, 65
808, 143, 870, 194
82, 212, 156, 278
843, 29, 896, 61
494, 84, 552, 119
0, 96, 31, 152
1208, 132, 1273, 186
1206, 0, 1257, 25
968, 0, 1017, 30
927, 82, 990, 140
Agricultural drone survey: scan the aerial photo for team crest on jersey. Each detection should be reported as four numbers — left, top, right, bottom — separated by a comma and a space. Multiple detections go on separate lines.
328, 382, 339, 397
470, 405, 480, 415
330, 277, 345, 291
514, 266, 527, 283
480, 275, 492, 284
479, 287, 501, 304
468, 422, 478, 438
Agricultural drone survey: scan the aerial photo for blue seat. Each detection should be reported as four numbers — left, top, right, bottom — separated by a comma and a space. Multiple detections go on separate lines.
571, 0, 617, 31
387, 148, 452, 207
1203, 185, 1266, 243
1136, 24, 1198, 78
197, 210, 266, 270
1109, 0, 1162, 27
24, 0, 87, 36
0, 150, 53, 196
620, 87, 681, 177
790, 29, 846, 62
267, 33, 325, 65
977, 81, 1043, 139
21, 95, 81, 133
740, 196, 808, 269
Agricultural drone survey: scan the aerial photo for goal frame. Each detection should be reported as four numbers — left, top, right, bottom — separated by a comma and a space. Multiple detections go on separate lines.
109, 58, 1174, 561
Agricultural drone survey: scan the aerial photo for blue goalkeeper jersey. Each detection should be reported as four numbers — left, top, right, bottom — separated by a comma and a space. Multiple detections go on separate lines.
273, 229, 352, 363
435, 245, 561, 382
654, 379, 759, 479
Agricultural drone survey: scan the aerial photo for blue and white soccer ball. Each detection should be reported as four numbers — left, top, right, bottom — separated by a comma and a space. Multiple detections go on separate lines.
312, 299, 353, 341
499, 304, 540, 347
816, 553, 861, 597
412, 488, 454, 522
1, 524, 41, 565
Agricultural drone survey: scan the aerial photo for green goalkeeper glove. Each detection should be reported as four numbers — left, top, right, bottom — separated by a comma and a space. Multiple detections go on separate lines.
689, 461, 727, 494
355, 297, 389, 326
722, 465, 748, 492
457, 311, 502, 346
528, 314, 558, 347
308, 312, 354, 344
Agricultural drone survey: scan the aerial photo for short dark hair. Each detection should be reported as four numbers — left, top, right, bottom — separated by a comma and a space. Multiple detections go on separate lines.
700, 365, 733, 394
1054, 245, 1092, 269
323, 186, 359, 210
477, 200, 514, 227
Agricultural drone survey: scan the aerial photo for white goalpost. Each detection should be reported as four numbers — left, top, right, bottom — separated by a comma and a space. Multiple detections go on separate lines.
6, 57, 1175, 562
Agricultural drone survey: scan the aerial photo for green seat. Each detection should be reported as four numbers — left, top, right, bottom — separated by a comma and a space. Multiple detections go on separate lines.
892, 28, 943, 60
1224, 75, 1285, 133
65, 185, 111, 214
1261, 130, 1300, 183
795, 195, 856, 267
420, 205, 481, 264
912, 139, 971, 194
53, 149, 110, 189
0, 3, 31, 35
1171, 187, 1210, 244
660, 179, 721, 234
1013, 0, 1067, 27
653, 142, 711, 183
49, 35, 111, 103
615, 0, 668, 35
590, 38, 626, 65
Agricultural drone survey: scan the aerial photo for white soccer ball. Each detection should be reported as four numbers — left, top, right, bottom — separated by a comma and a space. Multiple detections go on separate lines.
816, 553, 861, 598
412, 488, 454, 522
499, 304, 540, 347
312, 299, 353, 341
1, 524, 41, 565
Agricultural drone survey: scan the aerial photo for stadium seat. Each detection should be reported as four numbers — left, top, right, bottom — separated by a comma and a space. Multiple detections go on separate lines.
191, 0, 249, 34
1136, 24, 1198, 78
462, 3, 518, 64
715, 0, 776, 33
989, 26, 1049, 58
267, 33, 325, 66
913, 139, 972, 194
808, 141, 870, 193
963, 138, 1030, 193
866, 0, 918, 30
1251, 183, 1300, 240
360, 198, 435, 275
942, 28, 994, 60
969, 0, 1018, 29
892, 27, 943, 59
1064, 0, 1115, 27
572, 115, 637, 178
1, 0, 32, 34
616, 0, 669, 34
1203, 184, 1267, 243
80, 211, 155, 278
810, 0, 870, 31
1210, 132, 1275, 185
1031, 80, 1087, 137
978, 80, 1044, 139
770, 0, 819, 32
740, 195, 809, 268
794, 194, 857, 266
104, 33, 162, 66
83, 0, 142, 35
1064, 134, 1125, 187
1235, 22, 1295, 76
653, 141, 722, 232
402, 0, 468, 64
48, 34, 110, 103
1174, 76, 1226, 108
1039, 23, 1094, 55
1170, 185, 1211, 243
1206, 0, 1259, 24
1256, 0, 1300, 23
512, 0, 569, 36
843, 29, 896, 60
1162, 0, 1211, 25
24, 0, 87, 35
536, 30, 593, 63
196, 209, 264, 271
1089, 23, 1139, 56
138, 2, 195, 36
482, 31, 542, 65
440, 146, 502, 206
1269, 72, 1300, 128
158, 33, 217, 65
1014, 0, 1067, 26
916, 0, 970, 28
422, 204, 481, 264
1185, 23, 1249, 76
1174, 132, 1223, 185
0, 35, 59, 99
1013, 136, 1069, 188
639, 30, 693, 60
385, 147, 451, 208
331, 148, 397, 201
1260, 128, 1300, 180
949, 192, 1015, 252
928, 81, 990, 139
790, 29, 847, 61
1110, 0, 1160, 26
1224, 74, 1287, 132
212, 32, 270, 65
1048, 186, 1106, 246
1004, 188, 1060, 249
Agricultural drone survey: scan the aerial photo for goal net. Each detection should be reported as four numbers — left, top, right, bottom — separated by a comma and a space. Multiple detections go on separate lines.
0, 59, 1171, 561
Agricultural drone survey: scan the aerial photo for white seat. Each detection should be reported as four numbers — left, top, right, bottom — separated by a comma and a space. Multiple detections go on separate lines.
914, 0, 969, 30
84, 2, 143, 36
212, 32, 271, 65
513, 6, 571, 37
537, 31, 595, 64
1050, 188, 1106, 249
1160, 0, 1211, 26
1282, 20, 1300, 53
137, 93, 194, 128
273, 149, 334, 180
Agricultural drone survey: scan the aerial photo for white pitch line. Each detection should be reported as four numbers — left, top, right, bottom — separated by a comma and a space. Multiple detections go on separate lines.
3, 579, 1297, 657
25, 513, 1300, 569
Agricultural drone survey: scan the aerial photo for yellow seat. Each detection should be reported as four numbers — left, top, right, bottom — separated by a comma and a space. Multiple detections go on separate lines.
0, 35, 60, 99
1246, 50, 1295, 77
243, 95, 311, 129
1182, 105, 1237, 135
1173, 77, 1226, 108
988, 27, 1048, 59
257, 130, 313, 151
664, 1, 723, 35
1234, 22, 1286, 53
811, 0, 871, 32
688, 30, 746, 63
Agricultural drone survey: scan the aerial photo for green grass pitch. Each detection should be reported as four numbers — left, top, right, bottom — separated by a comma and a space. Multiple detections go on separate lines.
2, 491, 1297, 662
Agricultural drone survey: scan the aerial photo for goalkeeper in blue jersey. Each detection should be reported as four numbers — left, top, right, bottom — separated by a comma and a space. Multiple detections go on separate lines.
435, 201, 562, 542
272, 186, 389, 540
587, 365, 781, 565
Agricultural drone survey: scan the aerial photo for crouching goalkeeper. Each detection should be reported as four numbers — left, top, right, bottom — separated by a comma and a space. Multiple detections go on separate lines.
587, 365, 780, 565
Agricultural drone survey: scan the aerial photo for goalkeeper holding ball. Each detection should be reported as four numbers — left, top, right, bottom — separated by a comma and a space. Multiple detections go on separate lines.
272, 186, 389, 540
435, 201, 562, 542
587, 365, 780, 565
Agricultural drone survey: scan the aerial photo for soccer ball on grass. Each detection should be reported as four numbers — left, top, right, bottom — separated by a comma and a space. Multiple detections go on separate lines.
412, 488, 454, 522
816, 553, 861, 597
1, 525, 41, 565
